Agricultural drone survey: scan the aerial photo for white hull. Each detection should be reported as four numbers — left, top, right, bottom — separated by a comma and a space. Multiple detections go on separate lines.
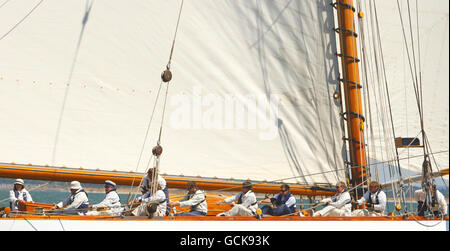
1, 219, 448, 231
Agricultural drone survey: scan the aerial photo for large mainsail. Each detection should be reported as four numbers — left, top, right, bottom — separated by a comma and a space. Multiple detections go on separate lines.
356, 0, 449, 178
0, 0, 346, 185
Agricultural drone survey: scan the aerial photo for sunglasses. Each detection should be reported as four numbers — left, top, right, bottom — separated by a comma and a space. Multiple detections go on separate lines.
280, 190, 287, 192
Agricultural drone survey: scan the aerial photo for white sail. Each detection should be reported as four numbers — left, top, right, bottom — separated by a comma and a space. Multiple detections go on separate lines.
0, 0, 346, 185
357, 0, 449, 177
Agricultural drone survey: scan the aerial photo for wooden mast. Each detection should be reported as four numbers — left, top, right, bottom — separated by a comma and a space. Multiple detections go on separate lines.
334, 0, 367, 192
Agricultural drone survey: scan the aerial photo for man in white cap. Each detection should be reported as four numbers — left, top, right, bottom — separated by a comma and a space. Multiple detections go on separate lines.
53, 181, 89, 215
9, 179, 33, 211
87, 180, 122, 216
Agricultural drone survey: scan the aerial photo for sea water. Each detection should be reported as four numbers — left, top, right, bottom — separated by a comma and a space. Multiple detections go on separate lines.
0, 190, 419, 214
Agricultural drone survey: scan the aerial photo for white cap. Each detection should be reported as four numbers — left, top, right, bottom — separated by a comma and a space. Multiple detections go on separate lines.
70, 181, 82, 190
14, 179, 24, 186
105, 180, 116, 187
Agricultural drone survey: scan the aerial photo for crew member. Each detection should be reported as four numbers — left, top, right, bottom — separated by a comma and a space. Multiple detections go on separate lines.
258, 184, 296, 216
87, 180, 122, 216
217, 181, 258, 216
415, 184, 447, 217
130, 183, 167, 217
54, 181, 89, 215
9, 179, 33, 211
168, 181, 207, 216
313, 181, 351, 217
351, 181, 387, 216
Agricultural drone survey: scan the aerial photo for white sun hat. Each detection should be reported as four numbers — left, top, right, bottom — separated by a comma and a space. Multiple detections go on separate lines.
14, 179, 25, 186
70, 181, 82, 190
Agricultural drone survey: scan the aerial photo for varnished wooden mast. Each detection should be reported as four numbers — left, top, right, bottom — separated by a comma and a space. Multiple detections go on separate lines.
334, 0, 367, 191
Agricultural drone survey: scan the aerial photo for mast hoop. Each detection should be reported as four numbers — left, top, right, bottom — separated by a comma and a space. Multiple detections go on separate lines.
335, 52, 361, 63
331, 2, 356, 12
333, 27, 358, 38
344, 161, 366, 169
342, 137, 366, 147
340, 111, 366, 122
339, 78, 362, 89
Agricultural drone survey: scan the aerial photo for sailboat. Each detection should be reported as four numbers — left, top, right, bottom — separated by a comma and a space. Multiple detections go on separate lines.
0, 0, 448, 231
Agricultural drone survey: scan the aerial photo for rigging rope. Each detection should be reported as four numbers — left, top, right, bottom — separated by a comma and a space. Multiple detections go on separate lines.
395, 0, 442, 216
126, 80, 164, 204
372, 1, 401, 207
166, 0, 184, 70
0, 0, 11, 9
0, 0, 45, 41
143, 0, 185, 206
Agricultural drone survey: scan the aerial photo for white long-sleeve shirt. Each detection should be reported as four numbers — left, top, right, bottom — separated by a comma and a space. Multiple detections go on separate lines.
225, 190, 258, 213
92, 190, 121, 209
9, 189, 33, 211
414, 189, 448, 215
357, 190, 387, 215
322, 190, 352, 212
179, 190, 207, 214
139, 190, 167, 216
56, 189, 89, 209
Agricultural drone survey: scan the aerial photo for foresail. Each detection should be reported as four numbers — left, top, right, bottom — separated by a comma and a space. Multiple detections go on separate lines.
0, 0, 345, 185
357, 0, 449, 177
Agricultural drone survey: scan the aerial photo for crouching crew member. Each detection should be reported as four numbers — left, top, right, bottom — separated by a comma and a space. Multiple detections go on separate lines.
140, 167, 170, 215
258, 184, 296, 216
168, 181, 207, 216
351, 181, 387, 216
131, 183, 167, 217
217, 181, 258, 216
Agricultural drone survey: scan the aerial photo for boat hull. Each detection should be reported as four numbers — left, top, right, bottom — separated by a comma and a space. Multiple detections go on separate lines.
1, 215, 448, 231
